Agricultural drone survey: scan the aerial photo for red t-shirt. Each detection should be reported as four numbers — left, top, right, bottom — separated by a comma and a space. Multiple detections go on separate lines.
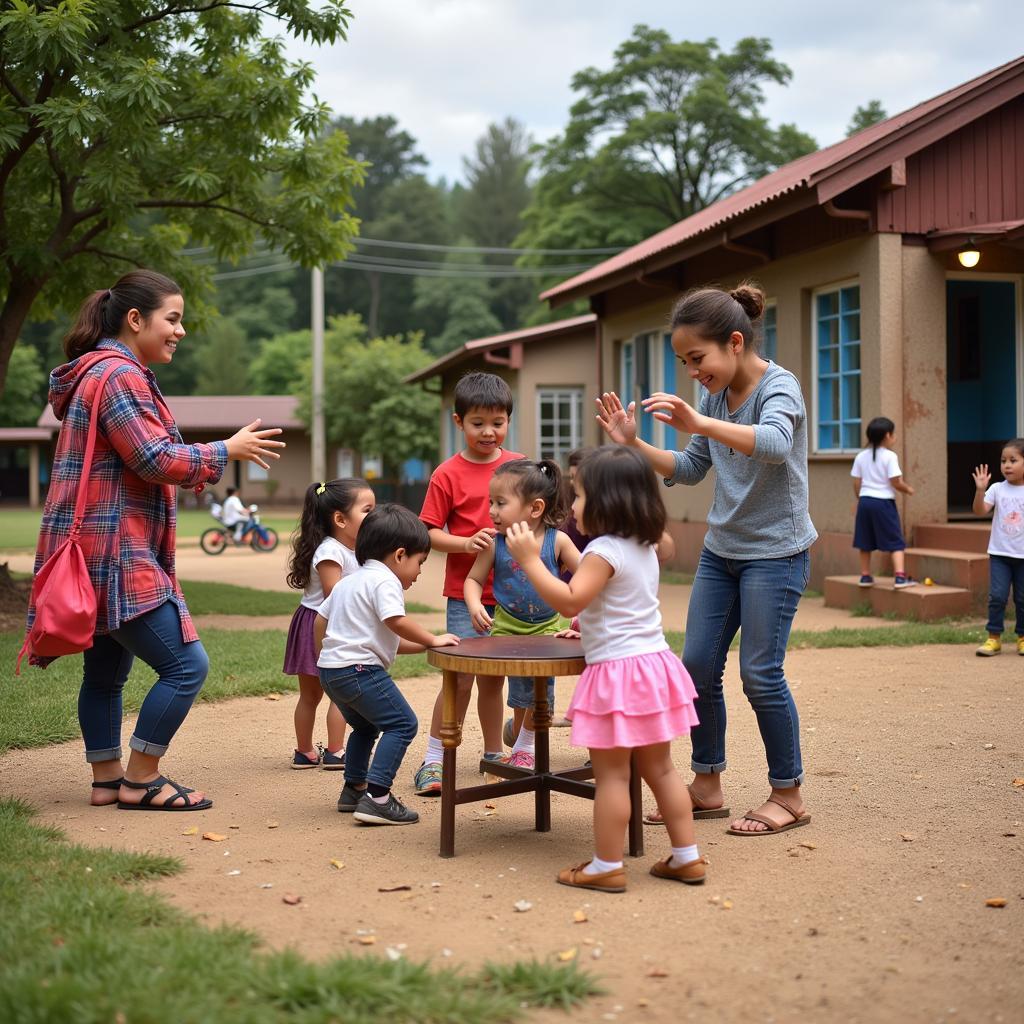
420, 448, 524, 601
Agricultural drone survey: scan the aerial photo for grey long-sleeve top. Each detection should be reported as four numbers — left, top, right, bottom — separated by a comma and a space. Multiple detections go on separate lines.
665, 361, 817, 560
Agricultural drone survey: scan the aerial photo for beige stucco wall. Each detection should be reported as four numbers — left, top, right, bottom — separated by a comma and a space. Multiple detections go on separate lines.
597, 233, 927, 537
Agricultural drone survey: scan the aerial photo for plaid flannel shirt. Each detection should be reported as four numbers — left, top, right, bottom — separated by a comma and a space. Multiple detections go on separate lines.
26, 340, 227, 663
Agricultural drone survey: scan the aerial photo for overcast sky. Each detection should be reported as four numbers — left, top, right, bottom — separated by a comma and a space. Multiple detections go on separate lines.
286, 1, 1024, 185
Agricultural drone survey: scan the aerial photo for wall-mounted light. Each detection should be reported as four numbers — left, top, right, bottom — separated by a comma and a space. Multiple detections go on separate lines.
957, 240, 981, 268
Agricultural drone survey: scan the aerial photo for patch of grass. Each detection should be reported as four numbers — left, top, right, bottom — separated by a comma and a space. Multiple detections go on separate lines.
659, 569, 694, 586
801, 588, 823, 600
0, 799, 598, 1024
0, 629, 438, 754
849, 601, 875, 617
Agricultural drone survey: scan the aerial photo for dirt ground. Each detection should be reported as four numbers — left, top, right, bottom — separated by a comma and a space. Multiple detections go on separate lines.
2, 645, 1021, 1024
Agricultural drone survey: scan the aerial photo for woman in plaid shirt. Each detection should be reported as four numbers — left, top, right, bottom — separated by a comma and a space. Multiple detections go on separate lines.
27, 270, 285, 811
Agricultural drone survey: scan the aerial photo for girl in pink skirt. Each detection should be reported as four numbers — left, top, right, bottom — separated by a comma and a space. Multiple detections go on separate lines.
505, 446, 703, 894
284, 479, 375, 769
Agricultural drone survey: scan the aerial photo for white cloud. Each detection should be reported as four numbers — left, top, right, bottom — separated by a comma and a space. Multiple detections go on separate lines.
285, 0, 1024, 180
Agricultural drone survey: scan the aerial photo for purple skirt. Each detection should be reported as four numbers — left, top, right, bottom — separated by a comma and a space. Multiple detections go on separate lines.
283, 604, 320, 677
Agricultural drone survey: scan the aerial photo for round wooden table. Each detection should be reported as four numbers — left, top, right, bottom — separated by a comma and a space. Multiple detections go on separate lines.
426, 635, 644, 859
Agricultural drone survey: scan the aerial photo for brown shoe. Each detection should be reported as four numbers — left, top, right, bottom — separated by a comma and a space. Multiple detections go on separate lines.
649, 855, 707, 885
557, 861, 627, 893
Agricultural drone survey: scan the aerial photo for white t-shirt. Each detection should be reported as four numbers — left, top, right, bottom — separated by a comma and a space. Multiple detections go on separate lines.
984, 481, 1024, 558
851, 447, 902, 500
577, 535, 668, 665
301, 537, 360, 610
221, 494, 247, 526
317, 560, 406, 669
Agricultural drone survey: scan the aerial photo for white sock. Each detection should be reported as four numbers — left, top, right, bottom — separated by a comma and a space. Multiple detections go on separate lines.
511, 726, 535, 755
424, 736, 444, 766
583, 855, 623, 876
669, 844, 699, 868
369, 791, 390, 804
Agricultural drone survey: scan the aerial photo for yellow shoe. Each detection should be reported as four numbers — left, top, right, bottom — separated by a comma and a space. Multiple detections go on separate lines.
976, 637, 1002, 657
1017, 637, 1024, 656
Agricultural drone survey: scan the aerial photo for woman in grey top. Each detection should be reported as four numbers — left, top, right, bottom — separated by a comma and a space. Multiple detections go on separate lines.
597, 283, 815, 836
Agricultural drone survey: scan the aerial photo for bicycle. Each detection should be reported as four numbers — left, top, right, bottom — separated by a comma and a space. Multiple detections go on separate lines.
200, 503, 279, 555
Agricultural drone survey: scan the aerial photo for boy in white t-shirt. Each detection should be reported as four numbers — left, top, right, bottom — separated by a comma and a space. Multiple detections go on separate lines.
971, 439, 1024, 656
851, 417, 916, 588
315, 504, 459, 824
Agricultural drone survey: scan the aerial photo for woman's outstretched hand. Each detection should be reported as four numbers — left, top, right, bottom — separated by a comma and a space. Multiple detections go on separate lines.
225, 419, 286, 470
641, 392, 705, 435
595, 392, 637, 445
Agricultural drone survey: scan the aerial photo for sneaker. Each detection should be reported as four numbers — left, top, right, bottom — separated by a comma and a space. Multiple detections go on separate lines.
893, 575, 917, 589
976, 637, 1002, 657
291, 749, 320, 770
336, 781, 365, 813
504, 750, 535, 771
649, 855, 707, 886
321, 748, 346, 771
1017, 637, 1024, 656
352, 792, 420, 826
413, 761, 443, 796
502, 717, 516, 748
858, 575, 874, 587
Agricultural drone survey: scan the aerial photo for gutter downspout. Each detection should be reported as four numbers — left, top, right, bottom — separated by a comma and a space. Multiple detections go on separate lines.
823, 199, 873, 231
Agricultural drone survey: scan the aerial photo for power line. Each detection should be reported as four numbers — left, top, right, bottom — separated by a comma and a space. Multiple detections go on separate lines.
186, 237, 621, 259
210, 257, 594, 282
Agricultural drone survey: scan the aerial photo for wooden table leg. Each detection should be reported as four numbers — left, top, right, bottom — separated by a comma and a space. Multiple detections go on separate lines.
533, 675, 551, 833
627, 749, 644, 857
439, 668, 461, 858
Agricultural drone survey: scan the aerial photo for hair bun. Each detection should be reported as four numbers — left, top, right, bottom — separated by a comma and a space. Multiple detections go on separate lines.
729, 284, 765, 323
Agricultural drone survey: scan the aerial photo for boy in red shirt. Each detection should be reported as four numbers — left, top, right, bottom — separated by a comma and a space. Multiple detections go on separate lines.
413, 372, 523, 794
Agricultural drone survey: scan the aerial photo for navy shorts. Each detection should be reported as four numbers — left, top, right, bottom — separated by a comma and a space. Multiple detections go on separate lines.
853, 496, 906, 552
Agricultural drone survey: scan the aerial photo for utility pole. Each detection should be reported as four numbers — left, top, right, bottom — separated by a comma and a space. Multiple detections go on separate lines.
311, 266, 326, 483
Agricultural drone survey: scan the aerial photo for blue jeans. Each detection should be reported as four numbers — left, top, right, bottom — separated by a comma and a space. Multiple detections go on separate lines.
986, 554, 1024, 635
320, 664, 418, 790
682, 547, 809, 788
79, 600, 210, 763
447, 597, 554, 712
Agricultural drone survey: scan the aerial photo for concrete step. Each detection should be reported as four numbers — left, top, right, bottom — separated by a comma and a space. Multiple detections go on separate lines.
912, 522, 990, 554
903, 547, 990, 609
824, 575, 971, 621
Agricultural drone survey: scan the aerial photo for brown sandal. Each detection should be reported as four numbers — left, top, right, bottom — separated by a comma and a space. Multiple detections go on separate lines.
556, 861, 627, 893
643, 786, 731, 825
726, 794, 810, 837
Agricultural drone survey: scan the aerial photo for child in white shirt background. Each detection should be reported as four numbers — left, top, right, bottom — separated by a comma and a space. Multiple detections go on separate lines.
972, 439, 1024, 657
851, 417, 916, 589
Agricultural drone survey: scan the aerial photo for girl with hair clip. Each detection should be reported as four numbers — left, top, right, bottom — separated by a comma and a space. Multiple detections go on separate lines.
25, 270, 285, 811
284, 478, 376, 771
598, 282, 816, 838
464, 460, 581, 770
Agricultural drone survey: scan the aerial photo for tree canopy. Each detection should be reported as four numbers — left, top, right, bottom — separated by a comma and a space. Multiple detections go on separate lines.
0, 0, 364, 396
516, 26, 817, 264
847, 100, 888, 137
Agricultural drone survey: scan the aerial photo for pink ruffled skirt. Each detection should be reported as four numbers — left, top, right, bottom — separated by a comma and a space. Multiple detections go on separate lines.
566, 648, 699, 750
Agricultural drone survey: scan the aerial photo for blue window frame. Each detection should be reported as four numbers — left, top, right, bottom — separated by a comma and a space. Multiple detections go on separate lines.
815, 284, 861, 451
662, 332, 677, 449
763, 303, 777, 362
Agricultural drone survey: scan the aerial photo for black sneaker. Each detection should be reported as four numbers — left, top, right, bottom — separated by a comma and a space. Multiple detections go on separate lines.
893, 575, 918, 589
336, 782, 366, 813
352, 791, 420, 826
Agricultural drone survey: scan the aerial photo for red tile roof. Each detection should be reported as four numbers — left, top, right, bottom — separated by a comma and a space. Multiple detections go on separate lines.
404, 313, 597, 384
542, 55, 1024, 306
38, 394, 305, 431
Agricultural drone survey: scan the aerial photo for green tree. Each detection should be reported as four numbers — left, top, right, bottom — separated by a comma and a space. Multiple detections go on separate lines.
517, 27, 817, 263
847, 100, 888, 136
295, 315, 438, 473
190, 318, 250, 396
0, 0, 364, 398
248, 329, 311, 395
0, 343, 45, 425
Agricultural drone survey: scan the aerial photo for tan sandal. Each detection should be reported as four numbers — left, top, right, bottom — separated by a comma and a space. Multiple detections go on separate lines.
649, 855, 707, 885
644, 786, 731, 825
556, 861, 627, 893
726, 794, 810, 837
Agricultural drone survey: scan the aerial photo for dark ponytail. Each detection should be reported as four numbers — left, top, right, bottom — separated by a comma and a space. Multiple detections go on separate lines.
494, 459, 567, 527
63, 269, 182, 359
865, 416, 895, 462
286, 478, 372, 590
669, 281, 766, 350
